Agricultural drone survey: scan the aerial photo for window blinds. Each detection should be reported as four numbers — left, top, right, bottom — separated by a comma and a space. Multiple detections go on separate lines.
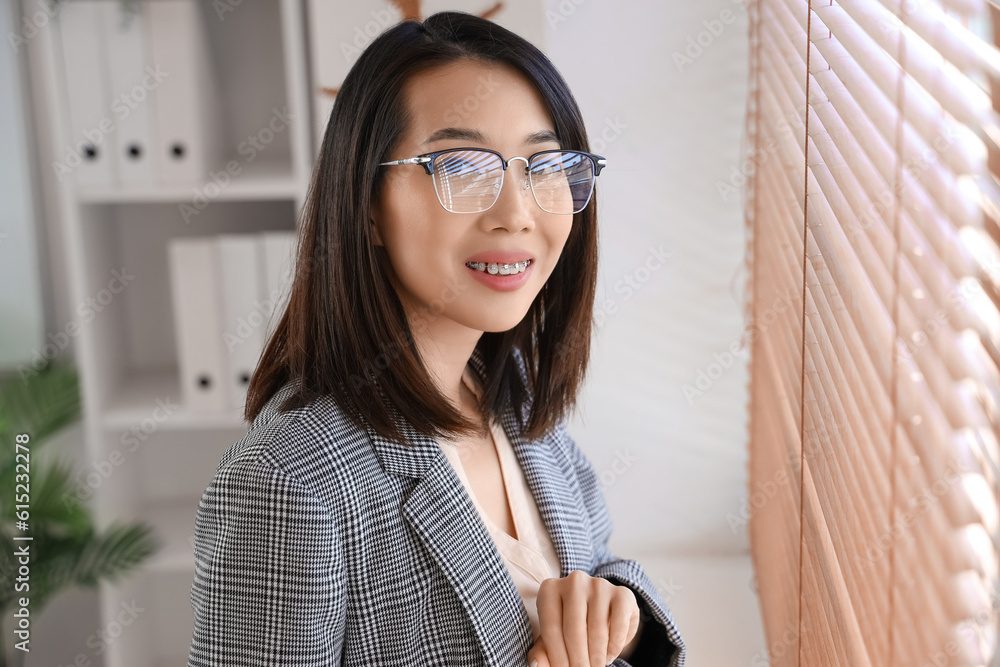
745, 0, 1000, 664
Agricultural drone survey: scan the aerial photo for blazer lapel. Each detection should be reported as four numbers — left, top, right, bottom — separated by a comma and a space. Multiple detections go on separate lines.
366, 415, 534, 666
363, 346, 595, 664
496, 396, 594, 577
464, 347, 593, 577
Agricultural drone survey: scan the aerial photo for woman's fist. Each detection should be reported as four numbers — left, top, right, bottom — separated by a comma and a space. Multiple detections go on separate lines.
526, 570, 641, 667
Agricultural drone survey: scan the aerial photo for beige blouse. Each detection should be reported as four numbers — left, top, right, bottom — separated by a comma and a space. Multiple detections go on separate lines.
437, 364, 563, 640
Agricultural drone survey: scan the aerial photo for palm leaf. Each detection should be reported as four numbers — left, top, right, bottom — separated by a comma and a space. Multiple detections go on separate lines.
1, 523, 159, 614
0, 361, 80, 446
28, 524, 160, 613
0, 361, 160, 621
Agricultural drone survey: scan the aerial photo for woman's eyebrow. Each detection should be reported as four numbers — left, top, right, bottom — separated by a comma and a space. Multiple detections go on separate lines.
422, 127, 561, 146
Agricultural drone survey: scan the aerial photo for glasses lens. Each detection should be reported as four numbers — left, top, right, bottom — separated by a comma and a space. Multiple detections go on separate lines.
529, 151, 595, 214
431, 150, 503, 213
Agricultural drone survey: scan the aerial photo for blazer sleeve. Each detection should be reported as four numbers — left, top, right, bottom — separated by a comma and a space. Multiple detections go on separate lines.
187, 457, 346, 667
556, 423, 686, 667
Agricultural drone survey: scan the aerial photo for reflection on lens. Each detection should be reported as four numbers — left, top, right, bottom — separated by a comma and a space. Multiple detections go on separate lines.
429, 149, 596, 214
433, 150, 503, 213
530, 151, 594, 214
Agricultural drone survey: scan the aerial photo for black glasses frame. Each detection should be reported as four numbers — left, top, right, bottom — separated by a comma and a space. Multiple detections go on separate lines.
381, 147, 606, 176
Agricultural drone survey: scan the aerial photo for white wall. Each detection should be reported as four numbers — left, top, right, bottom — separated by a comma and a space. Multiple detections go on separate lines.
546, 0, 752, 557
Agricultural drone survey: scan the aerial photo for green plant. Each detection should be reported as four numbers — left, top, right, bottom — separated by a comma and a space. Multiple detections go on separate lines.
0, 362, 159, 666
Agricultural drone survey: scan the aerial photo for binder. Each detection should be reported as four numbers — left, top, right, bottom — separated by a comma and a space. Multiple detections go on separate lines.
168, 237, 229, 412
146, 0, 220, 183
55, 0, 116, 188
217, 235, 263, 411
100, 0, 156, 185
258, 231, 297, 342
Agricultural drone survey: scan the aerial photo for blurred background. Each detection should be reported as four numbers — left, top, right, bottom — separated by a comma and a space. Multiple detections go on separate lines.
0, 0, 760, 664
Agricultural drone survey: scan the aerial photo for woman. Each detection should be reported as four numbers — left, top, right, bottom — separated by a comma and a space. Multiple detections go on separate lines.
187, 11, 685, 667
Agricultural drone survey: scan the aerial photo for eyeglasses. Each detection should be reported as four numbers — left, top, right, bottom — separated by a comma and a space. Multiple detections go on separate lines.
379, 147, 606, 215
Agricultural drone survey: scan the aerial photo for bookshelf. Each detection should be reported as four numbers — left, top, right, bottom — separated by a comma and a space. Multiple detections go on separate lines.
22, 0, 313, 664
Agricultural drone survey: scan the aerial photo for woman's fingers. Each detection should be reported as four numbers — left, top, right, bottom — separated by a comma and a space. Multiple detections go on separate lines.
585, 582, 611, 667
605, 586, 638, 662
535, 572, 642, 667
528, 635, 552, 667
562, 571, 593, 667
537, 578, 569, 667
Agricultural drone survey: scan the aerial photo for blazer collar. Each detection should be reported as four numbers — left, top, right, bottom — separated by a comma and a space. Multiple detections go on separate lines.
364, 347, 594, 665
364, 345, 492, 479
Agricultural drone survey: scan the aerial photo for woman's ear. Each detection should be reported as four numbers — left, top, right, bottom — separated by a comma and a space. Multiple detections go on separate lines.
370, 201, 385, 247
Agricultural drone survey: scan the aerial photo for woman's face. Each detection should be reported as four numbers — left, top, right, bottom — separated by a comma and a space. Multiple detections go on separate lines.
371, 59, 574, 335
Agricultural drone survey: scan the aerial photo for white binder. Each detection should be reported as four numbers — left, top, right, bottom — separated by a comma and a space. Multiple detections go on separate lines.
217, 235, 263, 411
258, 231, 297, 342
146, 0, 220, 184
100, 0, 156, 186
55, 0, 116, 188
168, 237, 229, 412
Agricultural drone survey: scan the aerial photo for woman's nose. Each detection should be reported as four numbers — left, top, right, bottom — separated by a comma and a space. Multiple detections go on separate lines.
486, 159, 536, 230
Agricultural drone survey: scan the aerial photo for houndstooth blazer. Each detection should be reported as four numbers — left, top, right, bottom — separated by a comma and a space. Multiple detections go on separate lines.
187, 348, 686, 666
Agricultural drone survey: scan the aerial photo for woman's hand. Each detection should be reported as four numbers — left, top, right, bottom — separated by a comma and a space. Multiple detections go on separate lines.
526, 570, 641, 667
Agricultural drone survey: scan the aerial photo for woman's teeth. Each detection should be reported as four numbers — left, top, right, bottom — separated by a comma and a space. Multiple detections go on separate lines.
466, 259, 532, 275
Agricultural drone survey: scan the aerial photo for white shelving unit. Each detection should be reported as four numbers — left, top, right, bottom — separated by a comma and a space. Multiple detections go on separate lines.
22, 1, 314, 664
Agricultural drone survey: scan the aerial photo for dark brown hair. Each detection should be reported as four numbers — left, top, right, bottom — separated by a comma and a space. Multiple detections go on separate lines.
245, 11, 599, 444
